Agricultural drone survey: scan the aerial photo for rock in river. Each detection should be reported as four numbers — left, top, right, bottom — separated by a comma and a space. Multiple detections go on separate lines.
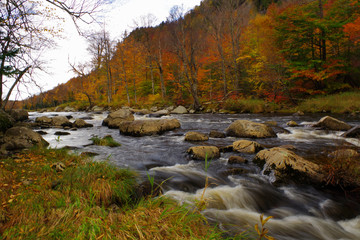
119, 119, 181, 136
187, 146, 220, 160
313, 116, 352, 131
184, 131, 209, 141
254, 147, 324, 184
226, 120, 277, 138
233, 140, 263, 154
102, 109, 134, 129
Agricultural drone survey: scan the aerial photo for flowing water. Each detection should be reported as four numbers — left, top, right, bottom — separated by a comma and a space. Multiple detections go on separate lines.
29, 112, 360, 239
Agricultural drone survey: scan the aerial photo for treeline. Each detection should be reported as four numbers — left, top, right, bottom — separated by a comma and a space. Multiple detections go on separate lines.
23, 0, 360, 110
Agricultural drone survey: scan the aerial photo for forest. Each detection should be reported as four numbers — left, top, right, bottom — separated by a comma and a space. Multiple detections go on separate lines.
21, 0, 360, 111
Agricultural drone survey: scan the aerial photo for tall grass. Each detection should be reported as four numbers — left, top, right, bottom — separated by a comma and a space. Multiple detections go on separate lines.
0, 147, 234, 239
297, 91, 360, 113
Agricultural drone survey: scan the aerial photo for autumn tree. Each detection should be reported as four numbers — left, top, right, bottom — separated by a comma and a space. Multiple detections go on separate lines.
0, 0, 109, 109
167, 5, 206, 110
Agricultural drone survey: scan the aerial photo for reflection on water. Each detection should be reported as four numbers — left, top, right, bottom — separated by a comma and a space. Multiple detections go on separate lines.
29, 111, 360, 239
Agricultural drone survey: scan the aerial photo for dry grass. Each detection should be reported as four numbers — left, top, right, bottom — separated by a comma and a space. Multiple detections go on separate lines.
0, 147, 232, 240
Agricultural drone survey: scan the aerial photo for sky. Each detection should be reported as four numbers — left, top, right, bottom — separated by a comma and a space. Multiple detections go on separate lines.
18, 0, 202, 100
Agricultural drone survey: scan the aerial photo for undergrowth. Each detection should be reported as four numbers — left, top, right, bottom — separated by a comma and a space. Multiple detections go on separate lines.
297, 91, 360, 113
0, 147, 246, 239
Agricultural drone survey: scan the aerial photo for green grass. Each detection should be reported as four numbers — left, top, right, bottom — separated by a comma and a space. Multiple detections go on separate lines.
297, 91, 360, 113
90, 135, 121, 147
0, 147, 250, 239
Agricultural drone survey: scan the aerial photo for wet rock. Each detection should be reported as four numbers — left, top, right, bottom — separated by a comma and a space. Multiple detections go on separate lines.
92, 106, 104, 112
219, 145, 233, 153
102, 109, 134, 129
329, 149, 359, 159
184, 131, 209, 141
36, 130, 48, 135
226, 120, 277, 138
55, 131, 70, 136
119, 119, 181, 137
2, 127, 49, 151
189, 109, 196, 114
221, 167, 250, 176
272, 126, 291, 134
73, 119, 93, 128
209, 130, 226, 138
187, 146, 220, 160
35, 116, 52, 125
233, 140, 263, 154
51, 116, 72, 127
287, 120, 299, 127
279, 145, 297, 151
51, 162, 66, 172
0, 109, 14, 132
254, 147, 324, 184
293, 111, 305, 116
148, 109, 169, 118
264, 121, 277, 127
171, 106, 188, 114
228, 156, 248, 164
8, 109, 28, 122
64, 106, 77, 112
341, 126, 360, 138
313, 116, 352, 131
133, 109, 151, 115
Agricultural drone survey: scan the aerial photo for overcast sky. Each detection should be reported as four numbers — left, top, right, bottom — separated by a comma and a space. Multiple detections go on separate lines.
17, 0, 202, 100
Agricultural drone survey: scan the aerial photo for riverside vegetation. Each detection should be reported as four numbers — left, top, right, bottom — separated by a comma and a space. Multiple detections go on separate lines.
0, 147, 269, 239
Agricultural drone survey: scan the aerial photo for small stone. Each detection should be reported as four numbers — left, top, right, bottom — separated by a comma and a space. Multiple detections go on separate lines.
287, 120, 299, 127
228, 156, 248, 164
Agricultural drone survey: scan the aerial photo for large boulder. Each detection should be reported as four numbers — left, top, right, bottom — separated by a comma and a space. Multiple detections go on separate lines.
187, 146, 220, 160
184, 132, 209, 141
2, 127, 49, 151
119, 119, 181, 137
51, 116, 72, 127
171, 106, 188, 114
35, 116, 52, 125
313, 116, 352, 131
233, 140, 263, 154
341, 126, 360, 138
73, 119, 93, 128
102, 109, 134, 129
226, 120, 277, 138
254, 147, 324, 184
8, 109, 28, 122
0, 109, 14, 133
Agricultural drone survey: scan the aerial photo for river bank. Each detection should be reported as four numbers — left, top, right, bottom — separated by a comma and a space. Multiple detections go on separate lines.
0, 147, 251, 239
34, 91, 360, 115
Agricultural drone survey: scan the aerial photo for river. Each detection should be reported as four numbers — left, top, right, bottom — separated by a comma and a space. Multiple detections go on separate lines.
29, 111, 360, 240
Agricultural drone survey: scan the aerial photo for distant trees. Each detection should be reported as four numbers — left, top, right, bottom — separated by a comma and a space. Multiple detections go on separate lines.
22, 0, 360, 110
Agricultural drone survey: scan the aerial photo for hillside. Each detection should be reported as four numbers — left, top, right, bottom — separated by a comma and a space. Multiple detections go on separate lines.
22, 0, 360, 110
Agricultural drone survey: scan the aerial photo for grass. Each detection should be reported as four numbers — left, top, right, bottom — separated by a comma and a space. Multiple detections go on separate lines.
90, 135, 121, 147
297, 91, 360, 113
0, 147, 247, 239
